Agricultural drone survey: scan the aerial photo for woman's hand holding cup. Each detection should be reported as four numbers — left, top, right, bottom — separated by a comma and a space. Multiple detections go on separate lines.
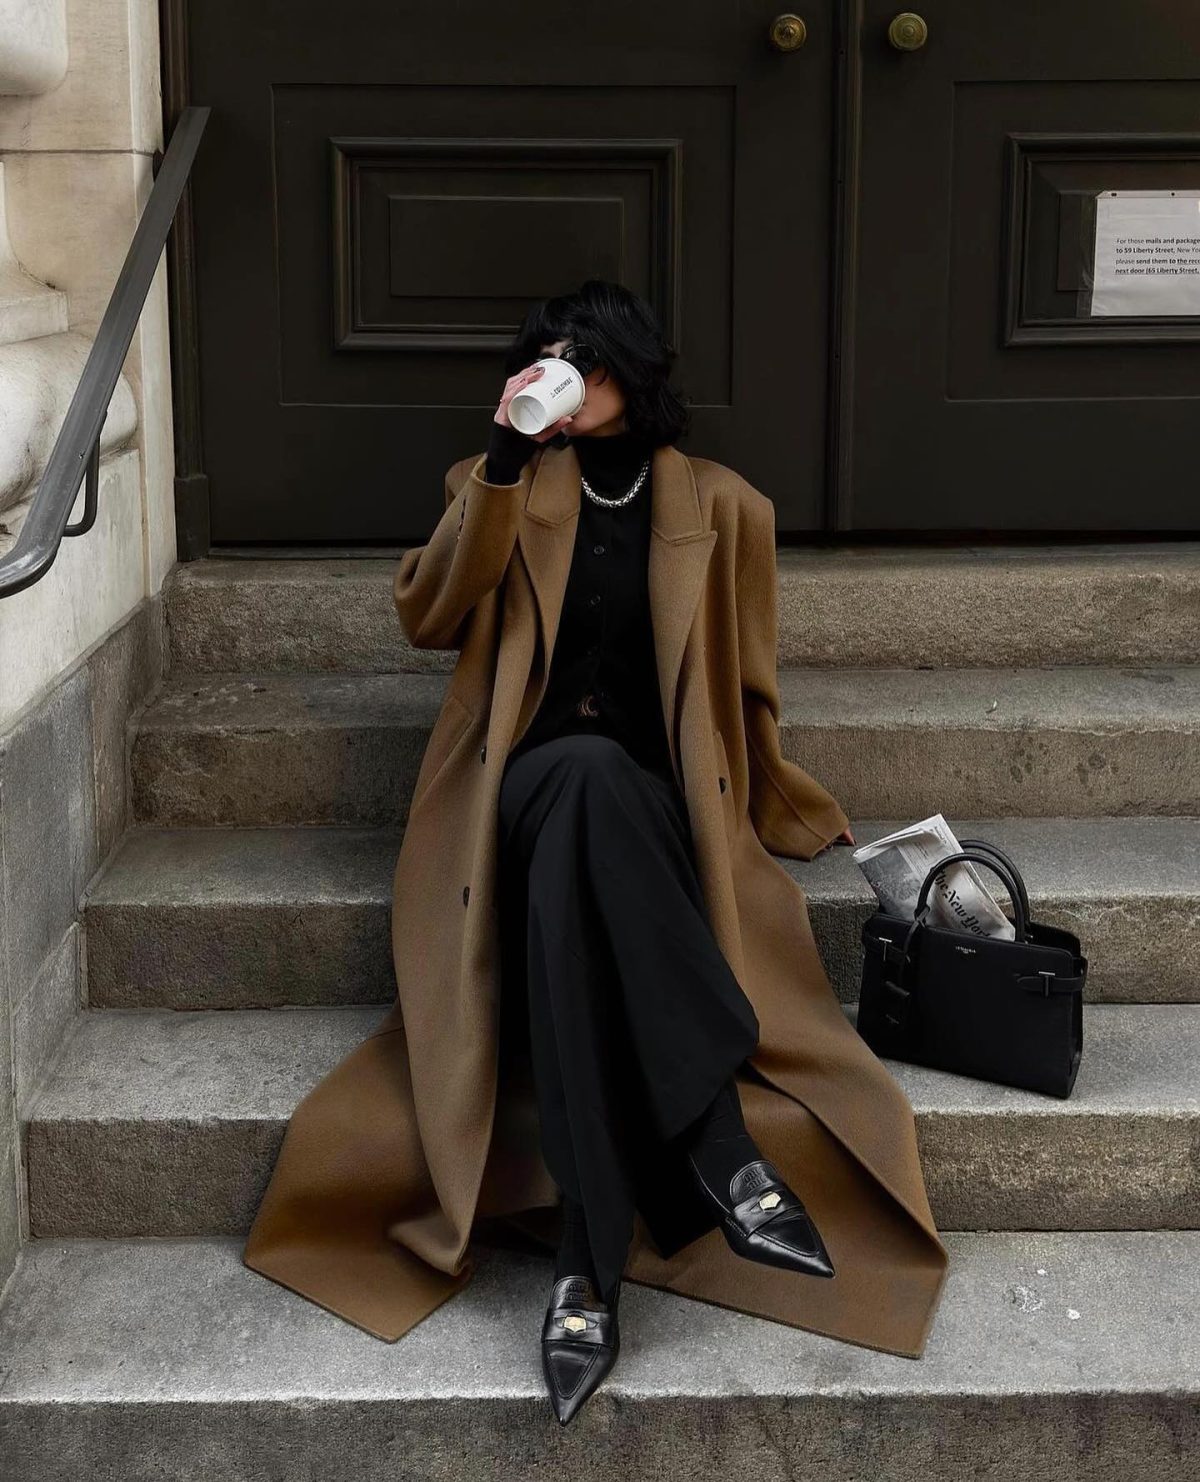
495, 364, 576, 442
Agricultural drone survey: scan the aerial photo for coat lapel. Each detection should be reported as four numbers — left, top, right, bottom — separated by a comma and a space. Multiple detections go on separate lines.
516, 439, 718, 784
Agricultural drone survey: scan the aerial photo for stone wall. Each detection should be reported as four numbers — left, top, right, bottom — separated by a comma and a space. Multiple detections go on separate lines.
0, 598, 164, 1290
0, 0, 174, 1299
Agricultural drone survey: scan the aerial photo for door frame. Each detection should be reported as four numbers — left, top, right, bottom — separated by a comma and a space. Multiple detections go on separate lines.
161, 0, 210, 560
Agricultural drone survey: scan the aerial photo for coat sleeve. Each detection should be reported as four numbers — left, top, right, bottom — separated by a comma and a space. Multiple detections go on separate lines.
735, 489, 851, 859
393, 451, 530, 650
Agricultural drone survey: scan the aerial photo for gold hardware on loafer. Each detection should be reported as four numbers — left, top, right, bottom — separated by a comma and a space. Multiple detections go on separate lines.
561, 1314, 587, 1333
758, 1191, 782, 1211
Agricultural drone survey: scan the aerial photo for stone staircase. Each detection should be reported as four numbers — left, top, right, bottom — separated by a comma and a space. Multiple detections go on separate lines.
2, 544, 1198, 1478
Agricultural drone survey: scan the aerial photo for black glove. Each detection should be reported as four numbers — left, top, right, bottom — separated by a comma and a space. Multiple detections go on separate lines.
484, 419, 538, 485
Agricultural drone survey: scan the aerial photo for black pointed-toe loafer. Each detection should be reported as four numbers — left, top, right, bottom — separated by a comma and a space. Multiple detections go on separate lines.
540, 1274, 621, 1425
686, 1155, 836, 1279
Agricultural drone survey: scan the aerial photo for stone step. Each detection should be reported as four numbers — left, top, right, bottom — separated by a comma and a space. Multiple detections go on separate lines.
164, 544, 1200, 673
23, 1004, 1198, 1238
1, 1232, 1196, 1480
790, 664, 1200, 819
131, 672, 443, 826
130, 667, 1200, 826
83, 817, 1200, 1010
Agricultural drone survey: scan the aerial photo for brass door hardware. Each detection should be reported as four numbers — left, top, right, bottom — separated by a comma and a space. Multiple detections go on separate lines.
768, 13, 808, 51
887, 12, 928, 50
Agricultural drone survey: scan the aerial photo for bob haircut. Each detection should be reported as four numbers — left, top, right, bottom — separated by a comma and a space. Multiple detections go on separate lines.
502, 278, 691, 448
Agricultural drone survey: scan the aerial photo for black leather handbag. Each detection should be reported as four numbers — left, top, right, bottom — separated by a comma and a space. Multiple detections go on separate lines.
856, 838, 1087, 1098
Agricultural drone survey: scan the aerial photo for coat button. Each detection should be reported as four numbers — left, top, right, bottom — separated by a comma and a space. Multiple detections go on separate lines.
718, 776, 727, 793
593, 543, 606, 555
588, 593, 601, 606
462, 884, 470, 905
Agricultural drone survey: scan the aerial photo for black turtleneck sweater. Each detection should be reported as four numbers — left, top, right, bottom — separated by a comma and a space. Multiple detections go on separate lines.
485, 418, 675, 777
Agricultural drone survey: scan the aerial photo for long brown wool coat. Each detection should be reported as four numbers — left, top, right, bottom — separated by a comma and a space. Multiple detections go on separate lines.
242, 439, 950, 1358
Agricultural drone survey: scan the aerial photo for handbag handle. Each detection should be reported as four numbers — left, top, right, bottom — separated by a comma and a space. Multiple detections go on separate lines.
957, 837, 1031, 922
914, 850, 1030, 942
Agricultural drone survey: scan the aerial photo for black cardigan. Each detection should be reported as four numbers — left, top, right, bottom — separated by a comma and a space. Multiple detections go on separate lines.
485, 420, 675, 777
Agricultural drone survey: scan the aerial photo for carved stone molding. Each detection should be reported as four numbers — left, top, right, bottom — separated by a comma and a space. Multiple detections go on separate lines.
0, 0, 68, 97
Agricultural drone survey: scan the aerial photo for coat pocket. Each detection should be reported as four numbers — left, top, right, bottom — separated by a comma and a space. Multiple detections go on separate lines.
411, 691, 475, 814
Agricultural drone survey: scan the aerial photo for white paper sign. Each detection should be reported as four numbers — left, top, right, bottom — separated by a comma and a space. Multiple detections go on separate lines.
1089, 190, 1200, 316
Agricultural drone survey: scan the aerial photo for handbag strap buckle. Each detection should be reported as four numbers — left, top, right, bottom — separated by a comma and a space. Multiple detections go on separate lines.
882, 974, 911, 1028
875, 934, 914, 1029
1016, 968, 1084, 997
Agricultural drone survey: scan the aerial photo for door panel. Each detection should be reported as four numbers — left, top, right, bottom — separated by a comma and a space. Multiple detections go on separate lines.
850, 2, 1200, 531
184, 2, 836, 544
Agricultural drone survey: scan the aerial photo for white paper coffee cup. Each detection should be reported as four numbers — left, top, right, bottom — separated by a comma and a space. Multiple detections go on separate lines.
507, 357, 587, 435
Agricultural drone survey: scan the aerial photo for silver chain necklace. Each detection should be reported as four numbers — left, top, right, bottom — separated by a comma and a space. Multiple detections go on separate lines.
580, 457, 650, 508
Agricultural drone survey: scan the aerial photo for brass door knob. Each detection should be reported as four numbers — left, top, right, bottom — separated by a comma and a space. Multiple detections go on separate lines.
887, 12, 928, 50
768, 13, 807, 51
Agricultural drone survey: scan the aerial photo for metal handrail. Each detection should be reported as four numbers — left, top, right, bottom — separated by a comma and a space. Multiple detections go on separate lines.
0, 105, 209, 598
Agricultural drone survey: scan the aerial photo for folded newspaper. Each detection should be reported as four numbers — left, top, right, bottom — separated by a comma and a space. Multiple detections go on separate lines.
851, 813, 1016, 941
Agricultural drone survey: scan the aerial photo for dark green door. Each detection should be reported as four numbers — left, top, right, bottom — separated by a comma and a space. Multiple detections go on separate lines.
178, 2, 1200, 545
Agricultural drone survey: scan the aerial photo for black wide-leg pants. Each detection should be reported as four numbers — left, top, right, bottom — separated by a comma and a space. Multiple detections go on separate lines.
497, 732, 762, 1303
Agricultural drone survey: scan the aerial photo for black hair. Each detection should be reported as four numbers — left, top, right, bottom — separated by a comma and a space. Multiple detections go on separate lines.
503, 278, 691, 447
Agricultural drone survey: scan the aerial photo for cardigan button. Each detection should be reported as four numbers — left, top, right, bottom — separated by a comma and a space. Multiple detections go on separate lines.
718, 776, 727, 793
480, 744, 487, 763
462, 884, 470, 905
